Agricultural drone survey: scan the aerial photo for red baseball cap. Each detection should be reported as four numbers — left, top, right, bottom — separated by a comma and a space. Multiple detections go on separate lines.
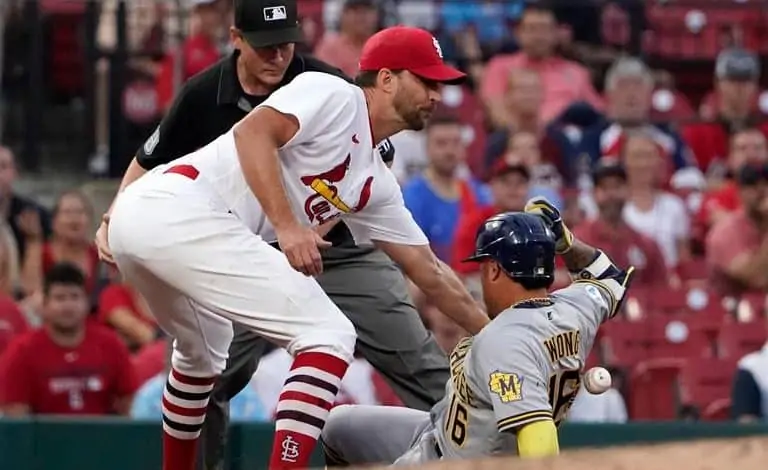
358, 26, 466, 85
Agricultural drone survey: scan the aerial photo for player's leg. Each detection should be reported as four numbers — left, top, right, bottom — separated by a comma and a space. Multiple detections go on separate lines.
196, 325, 269, 470
320, 405, 430, 466
109, 194, 356, 470
318, 249, 449, 410
112, 257, 234, 470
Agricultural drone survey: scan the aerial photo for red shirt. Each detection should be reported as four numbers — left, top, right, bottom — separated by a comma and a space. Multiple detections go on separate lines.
452, 205, 499, 275
681, 120, 768, 172
696, 181, 740, 230
0, 324, 137, 414
706, 210, 762, 297
573, 219, 669, 288
156, 33, 220, 111
0, 296, 28, 356
98, 283, 158, 329
42, 243, 100, 295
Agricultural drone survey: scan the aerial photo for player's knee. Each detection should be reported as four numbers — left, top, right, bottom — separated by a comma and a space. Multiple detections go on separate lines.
291, 314, 357, 362
321, 405, 355, 462
171, 340, 230, 377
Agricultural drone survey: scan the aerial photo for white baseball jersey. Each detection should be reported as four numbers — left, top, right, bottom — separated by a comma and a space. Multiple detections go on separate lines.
152, 71, 428, 246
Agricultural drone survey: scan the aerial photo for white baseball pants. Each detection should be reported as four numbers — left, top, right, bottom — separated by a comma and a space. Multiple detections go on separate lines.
108, 167, 357, 378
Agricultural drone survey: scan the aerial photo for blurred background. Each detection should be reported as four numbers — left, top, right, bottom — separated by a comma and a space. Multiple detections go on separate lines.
2, 0, 768, 468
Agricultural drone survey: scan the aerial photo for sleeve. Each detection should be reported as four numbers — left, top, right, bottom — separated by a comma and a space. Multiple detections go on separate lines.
731, 367, 763, 419
0, 339, 32, 405
111, 335, 139, 396
253, 72, 356, 149
136, 83, 197, 170
562, 250, 633, 322
344, 169, 429, 245
472, 332, 553, 432
97, 285, 132, 324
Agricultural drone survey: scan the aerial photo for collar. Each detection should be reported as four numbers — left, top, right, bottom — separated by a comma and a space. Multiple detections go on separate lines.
216, 51, 308, 107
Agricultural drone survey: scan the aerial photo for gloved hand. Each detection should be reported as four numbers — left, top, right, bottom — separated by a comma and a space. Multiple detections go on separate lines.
524, 196, 574, 253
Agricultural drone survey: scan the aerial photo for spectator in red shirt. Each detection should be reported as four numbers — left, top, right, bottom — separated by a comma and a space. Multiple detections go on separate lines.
452, 161, 530, 275
0, 263, 137, 415
98, 267, 160, 352
314, 0, 379, 77
156, 0, 223, 112
573, 162, 669, 289
481, 4, 603, 129
0, 235, 28, 356
682, 48, 768, 173
707, 163, 768, 297
697, 128, 768, 232
20, 190, 100, 298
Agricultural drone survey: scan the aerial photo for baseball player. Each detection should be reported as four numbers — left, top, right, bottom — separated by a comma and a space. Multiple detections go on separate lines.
320, 198, 635, 465
95, 1, 451, 468
106, 25, 488, 470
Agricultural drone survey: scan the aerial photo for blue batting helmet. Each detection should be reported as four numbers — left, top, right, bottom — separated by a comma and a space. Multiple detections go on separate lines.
463, 212, 556, 283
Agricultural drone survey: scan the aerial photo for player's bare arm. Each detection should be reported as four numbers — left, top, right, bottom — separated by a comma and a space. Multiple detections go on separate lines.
525, 196, 634, 316
234, 107, 331, 276
375, 241, 489, 334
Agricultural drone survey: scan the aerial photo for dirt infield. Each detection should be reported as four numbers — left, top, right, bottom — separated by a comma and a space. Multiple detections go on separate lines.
351, 437, 768, 470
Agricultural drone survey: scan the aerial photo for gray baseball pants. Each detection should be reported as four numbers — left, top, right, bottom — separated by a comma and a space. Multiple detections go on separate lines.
195, 248, 450, 470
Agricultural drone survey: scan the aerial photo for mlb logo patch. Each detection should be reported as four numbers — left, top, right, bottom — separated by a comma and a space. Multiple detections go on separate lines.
263, 6, 287, 21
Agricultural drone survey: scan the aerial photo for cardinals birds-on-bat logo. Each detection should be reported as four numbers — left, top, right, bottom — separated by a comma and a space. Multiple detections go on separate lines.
300, 154, 374, 223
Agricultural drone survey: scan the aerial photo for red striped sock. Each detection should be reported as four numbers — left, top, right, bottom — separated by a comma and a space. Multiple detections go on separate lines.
268, 351, 350, 470
161, 368, 216, 470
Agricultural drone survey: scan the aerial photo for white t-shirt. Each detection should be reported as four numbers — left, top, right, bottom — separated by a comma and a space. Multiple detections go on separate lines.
568, 384, 628, 423
161, 71, 428, 246
623, 192, 689, 267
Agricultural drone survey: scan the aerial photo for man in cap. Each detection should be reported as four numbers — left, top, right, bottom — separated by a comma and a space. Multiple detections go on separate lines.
682, 48, 768, 173
101, 20, 487, 470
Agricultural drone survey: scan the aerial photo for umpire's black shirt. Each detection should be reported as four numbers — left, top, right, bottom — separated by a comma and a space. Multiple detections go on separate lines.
136, 52, 373, 262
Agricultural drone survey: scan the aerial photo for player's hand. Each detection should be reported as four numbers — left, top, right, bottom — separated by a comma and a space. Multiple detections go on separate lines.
276, 224, 332, 276
524, 196, 573, 253
95, 218, 116, 266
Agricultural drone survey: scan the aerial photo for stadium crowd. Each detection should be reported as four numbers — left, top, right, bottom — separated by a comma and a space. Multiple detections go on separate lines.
1, 0, 768, 425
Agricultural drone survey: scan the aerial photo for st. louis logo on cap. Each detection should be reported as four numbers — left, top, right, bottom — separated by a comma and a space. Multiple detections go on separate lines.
432, 37, 443, 59
263, 5, 287, 21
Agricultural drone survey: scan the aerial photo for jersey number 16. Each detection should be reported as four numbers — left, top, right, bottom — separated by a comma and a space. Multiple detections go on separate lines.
548, 369, 581, 425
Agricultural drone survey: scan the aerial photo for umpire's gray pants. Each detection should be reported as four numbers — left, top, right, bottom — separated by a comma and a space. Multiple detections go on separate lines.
196, 248, 450, 470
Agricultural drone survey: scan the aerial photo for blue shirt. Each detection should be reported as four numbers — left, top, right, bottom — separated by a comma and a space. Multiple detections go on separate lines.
131, 373, 269, 422
403, 176, 492, 262
440, 1, 525, 44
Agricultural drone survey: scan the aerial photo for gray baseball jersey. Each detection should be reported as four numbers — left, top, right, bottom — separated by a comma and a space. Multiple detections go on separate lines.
424, 254, 630, 461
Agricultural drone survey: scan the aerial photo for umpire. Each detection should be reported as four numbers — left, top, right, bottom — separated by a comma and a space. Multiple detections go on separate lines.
94, 0, 450, 469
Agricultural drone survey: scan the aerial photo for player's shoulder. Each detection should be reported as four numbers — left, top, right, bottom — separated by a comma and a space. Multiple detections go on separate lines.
293, 54, 352, 83
474, 313, 540, 353
290, 71, 356, 99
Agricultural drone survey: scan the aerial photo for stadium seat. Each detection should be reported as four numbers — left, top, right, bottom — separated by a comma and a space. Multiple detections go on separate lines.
677, 357, 736, 417
645, 315, 717, 360
600, 320, 650, 368
717, 320, 768, 359
629, 357, 686, 420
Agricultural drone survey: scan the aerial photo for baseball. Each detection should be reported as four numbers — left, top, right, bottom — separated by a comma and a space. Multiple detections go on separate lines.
583, 367, 612, 394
